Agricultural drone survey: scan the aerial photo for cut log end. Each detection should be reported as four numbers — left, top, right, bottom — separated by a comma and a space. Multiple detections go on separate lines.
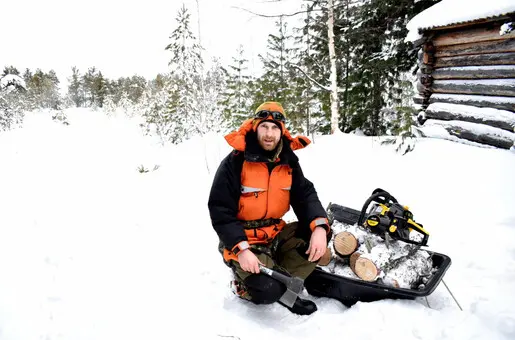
333, 231, 358, 257
349, 252, 361, 272
354, 257, 379, 281
318, 246, 332, 266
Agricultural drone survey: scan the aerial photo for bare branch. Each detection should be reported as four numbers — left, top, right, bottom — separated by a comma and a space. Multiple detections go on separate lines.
290, 64, 347, 93
290, 64, 331, 92
217, 335, 241, 340
231, 6, 322, 18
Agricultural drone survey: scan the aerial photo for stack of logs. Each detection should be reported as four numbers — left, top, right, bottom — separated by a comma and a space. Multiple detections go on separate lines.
414, 21, 515, 149
318, 221, 435, 290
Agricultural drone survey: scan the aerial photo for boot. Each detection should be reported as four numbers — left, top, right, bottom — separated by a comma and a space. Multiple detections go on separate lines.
279, 297, 317, 315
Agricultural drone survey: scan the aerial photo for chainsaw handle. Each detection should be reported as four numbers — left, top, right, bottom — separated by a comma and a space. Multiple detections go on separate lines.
407, 220, 429, 246
357, 189, 397, 226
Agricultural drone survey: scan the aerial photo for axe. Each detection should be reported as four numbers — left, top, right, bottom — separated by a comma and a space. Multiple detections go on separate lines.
259, 265, 304, 308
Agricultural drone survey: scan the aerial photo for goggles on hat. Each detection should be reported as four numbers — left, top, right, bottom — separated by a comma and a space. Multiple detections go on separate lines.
255, 110, 285, 123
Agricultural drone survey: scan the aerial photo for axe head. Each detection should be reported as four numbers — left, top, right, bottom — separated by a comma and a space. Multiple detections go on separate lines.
259, 265, 304, 308
278, 276, 304, 308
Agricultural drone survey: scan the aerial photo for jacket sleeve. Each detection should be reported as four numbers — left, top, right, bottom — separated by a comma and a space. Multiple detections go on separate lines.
208, 152, 247, 250
290, 162, 329, 233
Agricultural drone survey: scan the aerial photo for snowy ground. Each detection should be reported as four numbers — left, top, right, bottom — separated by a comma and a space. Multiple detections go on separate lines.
0, 108, 514, 340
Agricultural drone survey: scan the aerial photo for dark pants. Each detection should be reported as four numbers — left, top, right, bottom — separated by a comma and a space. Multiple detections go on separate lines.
230, 222, 317, 304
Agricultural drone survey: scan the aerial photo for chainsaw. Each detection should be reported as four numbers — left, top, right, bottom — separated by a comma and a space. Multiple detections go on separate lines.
357, 188, 430, 246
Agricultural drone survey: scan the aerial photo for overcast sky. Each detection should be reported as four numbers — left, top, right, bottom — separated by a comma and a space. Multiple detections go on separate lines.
0, 0, 302, 87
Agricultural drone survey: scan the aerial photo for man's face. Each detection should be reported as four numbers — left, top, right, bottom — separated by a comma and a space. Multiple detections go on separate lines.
257, 121, 281, 151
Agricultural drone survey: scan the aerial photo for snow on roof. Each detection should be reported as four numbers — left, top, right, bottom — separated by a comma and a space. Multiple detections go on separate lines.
406, 0, 515, 42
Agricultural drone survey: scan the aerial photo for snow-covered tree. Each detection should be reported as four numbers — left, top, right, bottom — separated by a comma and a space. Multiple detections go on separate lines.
0, 74, 26, 131
204, 57, 230, 133
220, 45, 254, 130
146, 4, 226, 144
68, 66, 83, 107
162, 4, 204, 142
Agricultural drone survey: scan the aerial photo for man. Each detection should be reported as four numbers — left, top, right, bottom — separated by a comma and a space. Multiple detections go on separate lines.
208, 101, 330, 316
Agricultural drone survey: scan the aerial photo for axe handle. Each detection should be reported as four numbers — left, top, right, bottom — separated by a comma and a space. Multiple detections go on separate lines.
259, 265, 292, 285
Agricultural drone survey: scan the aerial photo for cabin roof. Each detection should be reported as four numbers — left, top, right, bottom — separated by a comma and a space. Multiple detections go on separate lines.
407, 0, 515, 42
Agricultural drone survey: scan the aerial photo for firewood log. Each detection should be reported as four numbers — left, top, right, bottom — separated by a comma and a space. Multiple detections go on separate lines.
323, 221, 434, 289
333, 231, 358, 257
318, 246, 332, 266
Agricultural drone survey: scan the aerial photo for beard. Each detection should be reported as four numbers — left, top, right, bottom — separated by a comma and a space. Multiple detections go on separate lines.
258, 135, 280, 151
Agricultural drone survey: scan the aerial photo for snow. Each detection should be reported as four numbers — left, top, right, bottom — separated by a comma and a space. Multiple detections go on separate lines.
426, 102, 515, 129
1, 108, 515, 340
418, 118, 515, 146
406, 0, 515, 42
430, 93, 515, 105
501, 22, 514, 35
0, 74, 26, 92
434, 78, 515, 87
323, 221, 433, 289
439, 65, 515, 72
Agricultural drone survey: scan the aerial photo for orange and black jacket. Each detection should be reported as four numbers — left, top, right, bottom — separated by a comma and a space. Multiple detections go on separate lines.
208, 120, 328, 260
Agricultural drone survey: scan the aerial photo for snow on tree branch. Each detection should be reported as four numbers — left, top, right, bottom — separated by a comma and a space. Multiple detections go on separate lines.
290, 64, 331, 92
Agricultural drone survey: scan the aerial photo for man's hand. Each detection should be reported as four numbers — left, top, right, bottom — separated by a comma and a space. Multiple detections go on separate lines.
306, 226, 328, 262
237, 249, 263, 273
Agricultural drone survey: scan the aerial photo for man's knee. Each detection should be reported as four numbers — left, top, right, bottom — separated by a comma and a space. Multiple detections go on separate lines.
243, 274, 285, 304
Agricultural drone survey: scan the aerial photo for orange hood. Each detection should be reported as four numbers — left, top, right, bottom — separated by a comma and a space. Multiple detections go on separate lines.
224, 118, 311, 152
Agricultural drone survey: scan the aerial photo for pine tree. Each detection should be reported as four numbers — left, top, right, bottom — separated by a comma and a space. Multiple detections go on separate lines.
2, 66, 20, 76
204, 57, 230, 133
0, 73, 26, 131
82, 67, 98, 107
92, 71, 107, 108
23, 69, 61, 109
150, 4, 226, 144
163, 4, 204, 142
68, 67, 83, 107
253, 17, 303, 132
220, 45, 254, 130
294, 0, 436, 136
290, 2, 329, 135
347, 0, 438, 136
46, 70, 61, 109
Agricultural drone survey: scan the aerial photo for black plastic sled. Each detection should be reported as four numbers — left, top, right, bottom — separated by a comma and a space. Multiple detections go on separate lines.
304, 203, 452, 307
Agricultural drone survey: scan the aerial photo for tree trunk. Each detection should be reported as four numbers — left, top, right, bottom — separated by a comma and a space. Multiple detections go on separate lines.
318, 246, 333, 266
432, 66, 515, 80
420, 119, 515, 149
436, 38, 515, 57
425, 102, 515, 132
428, 93, 515, 112
417, 79, 432, 94
343, 0, 351, 131
327, 0, 340, 134
420, 63, 434, 74
432, 25, 515, 47
434, 52, 515, 68
333, 231, 358, 257
432, 79, 515, 97
326, 225, 434, 289
413, 94, 426, 105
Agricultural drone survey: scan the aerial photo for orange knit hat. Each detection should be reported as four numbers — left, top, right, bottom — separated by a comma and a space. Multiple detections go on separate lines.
252, 101, 286, 135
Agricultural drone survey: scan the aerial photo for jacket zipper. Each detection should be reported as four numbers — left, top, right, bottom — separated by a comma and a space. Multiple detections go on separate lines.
262, 165, 275, 219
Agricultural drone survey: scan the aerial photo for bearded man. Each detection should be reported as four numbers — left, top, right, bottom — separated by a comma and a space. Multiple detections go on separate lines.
208, 102, 330, 315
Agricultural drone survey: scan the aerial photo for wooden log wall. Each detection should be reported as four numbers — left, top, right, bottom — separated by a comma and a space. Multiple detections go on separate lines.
414, 19, 515, 149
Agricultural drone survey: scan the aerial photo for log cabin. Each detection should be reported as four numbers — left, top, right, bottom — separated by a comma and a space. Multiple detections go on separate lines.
409, 4, 515, 149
